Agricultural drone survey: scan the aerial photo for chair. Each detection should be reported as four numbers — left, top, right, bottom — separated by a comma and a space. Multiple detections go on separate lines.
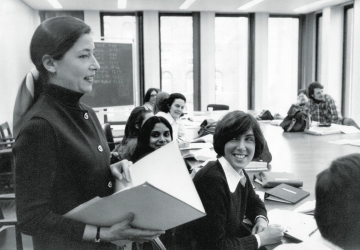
0, 122, 15, 191
207, 104, 229, 111
102, 123, 115, 151
0, 122, 15, 149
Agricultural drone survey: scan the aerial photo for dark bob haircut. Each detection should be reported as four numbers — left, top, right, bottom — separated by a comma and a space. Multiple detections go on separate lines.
30, 16, 91, 81
213, 111, 265, 159
314, 153, 360, 249
131, 116, 173, 163
307, 82, 323, 100
143, 88, 159, 103
160, 93, 186, 113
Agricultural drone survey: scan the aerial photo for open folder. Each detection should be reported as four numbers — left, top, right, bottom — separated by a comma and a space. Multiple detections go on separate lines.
64, 141, 206, 246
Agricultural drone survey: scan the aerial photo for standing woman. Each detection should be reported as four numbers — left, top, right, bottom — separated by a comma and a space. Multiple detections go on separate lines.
176, 111, 283, 249
143, 88, 159, 111
156, 93, 188, 146
13, 17, 163, 250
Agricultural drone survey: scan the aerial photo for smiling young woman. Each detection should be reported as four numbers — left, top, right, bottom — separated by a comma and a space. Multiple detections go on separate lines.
156, 93, 188, 146
175, 111, 284, 250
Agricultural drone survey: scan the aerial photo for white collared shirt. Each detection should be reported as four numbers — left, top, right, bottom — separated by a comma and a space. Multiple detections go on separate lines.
156, 111, 188, 142
218, 157, 246, 192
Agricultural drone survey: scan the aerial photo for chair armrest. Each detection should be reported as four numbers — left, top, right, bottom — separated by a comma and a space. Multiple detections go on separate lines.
0, 218, 17, 226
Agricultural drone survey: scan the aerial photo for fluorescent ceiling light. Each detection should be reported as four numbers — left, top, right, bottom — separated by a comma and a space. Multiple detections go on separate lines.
118, 0, 127, 9
47, 0, 62, 9
238, 0, 264, 11
179, 0, 196, 9
294, 0, 334, 12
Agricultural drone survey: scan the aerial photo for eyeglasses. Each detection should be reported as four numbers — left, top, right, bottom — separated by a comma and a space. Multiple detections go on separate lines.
150, 94, 157, 97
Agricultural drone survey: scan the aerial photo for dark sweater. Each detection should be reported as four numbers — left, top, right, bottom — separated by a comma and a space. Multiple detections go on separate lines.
13, 83, 115, 250
177, 160, 267, 250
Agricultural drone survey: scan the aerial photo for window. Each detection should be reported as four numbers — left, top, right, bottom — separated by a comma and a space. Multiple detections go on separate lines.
100, 13, 142, 124
215, 15, 248, 110
160, 14, 194, 112
342, 5, 354, 117
268, 16, 299, 115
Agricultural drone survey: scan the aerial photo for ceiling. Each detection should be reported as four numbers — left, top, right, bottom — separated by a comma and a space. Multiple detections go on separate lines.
21, 0, 352, 14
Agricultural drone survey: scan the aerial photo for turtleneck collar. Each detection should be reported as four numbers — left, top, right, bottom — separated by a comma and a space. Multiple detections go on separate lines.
42, 83, 84, 108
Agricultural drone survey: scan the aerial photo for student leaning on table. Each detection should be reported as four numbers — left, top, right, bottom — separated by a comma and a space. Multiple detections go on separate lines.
275, 153, 360, 250
13, 16, 163, 250
156, 93, 189, 147
175, 111, 284, 250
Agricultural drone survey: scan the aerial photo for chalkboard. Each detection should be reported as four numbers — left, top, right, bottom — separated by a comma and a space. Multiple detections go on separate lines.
81, 42, 134, 108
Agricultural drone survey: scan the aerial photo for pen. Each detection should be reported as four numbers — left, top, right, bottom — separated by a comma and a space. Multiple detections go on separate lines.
309, 228, 318, 237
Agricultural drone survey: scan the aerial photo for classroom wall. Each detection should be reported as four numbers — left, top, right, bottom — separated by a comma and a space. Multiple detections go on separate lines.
0, 0, 39, 129
351, 0, 360, 125
1, 2, 358, 126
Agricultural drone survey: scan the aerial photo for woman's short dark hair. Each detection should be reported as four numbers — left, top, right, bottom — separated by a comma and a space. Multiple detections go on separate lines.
160, 93, 187, 113
297, 89, 307, 96
314, 153, 360, 249
143, 88, 159, 103
307, 82, 323, 100
122, 106, 153, 144
30, 16, 91, 81
213, 111, 265, 159
131, 116, 173, 162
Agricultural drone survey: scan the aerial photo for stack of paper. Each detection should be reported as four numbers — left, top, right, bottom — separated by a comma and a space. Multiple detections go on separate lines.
294, 200, 316, 215
190, 134, 214, 143
328, 138, 360, 147
245, 161, 269, 171
182, 147, 217, 161
304, 126, 341, 135
64, 141, 206, 246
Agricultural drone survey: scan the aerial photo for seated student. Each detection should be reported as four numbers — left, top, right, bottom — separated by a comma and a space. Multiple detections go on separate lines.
176, 111, 284, 250
143, 88, 159, 111
307, 82, 360, 129
156, 93, 189, 146
295, 89, 309, 106
112, 106, 153, 162
275, 153, 360, 250
153, 91, 169, 115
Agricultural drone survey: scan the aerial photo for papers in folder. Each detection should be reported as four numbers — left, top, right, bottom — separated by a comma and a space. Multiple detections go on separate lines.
267, 209, 318, 242
64, 141, 206, 245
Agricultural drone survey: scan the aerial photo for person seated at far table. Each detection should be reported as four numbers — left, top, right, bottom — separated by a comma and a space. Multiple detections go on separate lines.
307, 82, 360, 129
156, 93, 189, 147
153, 91, 169, 115
112, 106, 153, 162
175, 111, 284, 250
273, 89, 309, 120
143, 88, 159, 111
275, 153, 360, 250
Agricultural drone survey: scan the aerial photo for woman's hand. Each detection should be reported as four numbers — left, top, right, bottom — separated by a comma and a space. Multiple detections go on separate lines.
110, 159, 132, 183
257, 224, 284, 246
101, 213, 165, 242
252, 217, 268, 234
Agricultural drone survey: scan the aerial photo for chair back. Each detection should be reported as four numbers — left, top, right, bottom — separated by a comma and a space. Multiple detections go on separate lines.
207, 104, 229, 111
102, 123, 115, 151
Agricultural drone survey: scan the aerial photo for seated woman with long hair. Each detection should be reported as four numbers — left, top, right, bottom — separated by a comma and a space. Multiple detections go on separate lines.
143, 88, 159, 111
176, 111, 283, 249
112, 106, 153, 161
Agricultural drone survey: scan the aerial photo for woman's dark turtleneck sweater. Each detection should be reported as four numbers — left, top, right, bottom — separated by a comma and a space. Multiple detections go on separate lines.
14, 83, 115, 249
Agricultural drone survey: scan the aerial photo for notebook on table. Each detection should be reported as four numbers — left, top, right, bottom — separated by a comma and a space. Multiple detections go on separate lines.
253, 172, 303, 188
265, 183, 309, 204
304, 126, 341, 135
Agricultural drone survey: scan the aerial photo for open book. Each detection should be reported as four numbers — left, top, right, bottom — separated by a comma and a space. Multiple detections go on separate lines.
182, 147, 217, 161
190, 134, 213, 143
64, 141, 206, 246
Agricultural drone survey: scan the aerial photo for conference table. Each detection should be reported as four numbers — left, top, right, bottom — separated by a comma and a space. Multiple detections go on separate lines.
184, 113, 360, 249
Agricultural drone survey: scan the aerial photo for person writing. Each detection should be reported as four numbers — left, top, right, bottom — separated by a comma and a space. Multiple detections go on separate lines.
156, 93, 189, 147
13, 16, 163, 250
176, 111, 284, 249
143, 88, 159, 111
